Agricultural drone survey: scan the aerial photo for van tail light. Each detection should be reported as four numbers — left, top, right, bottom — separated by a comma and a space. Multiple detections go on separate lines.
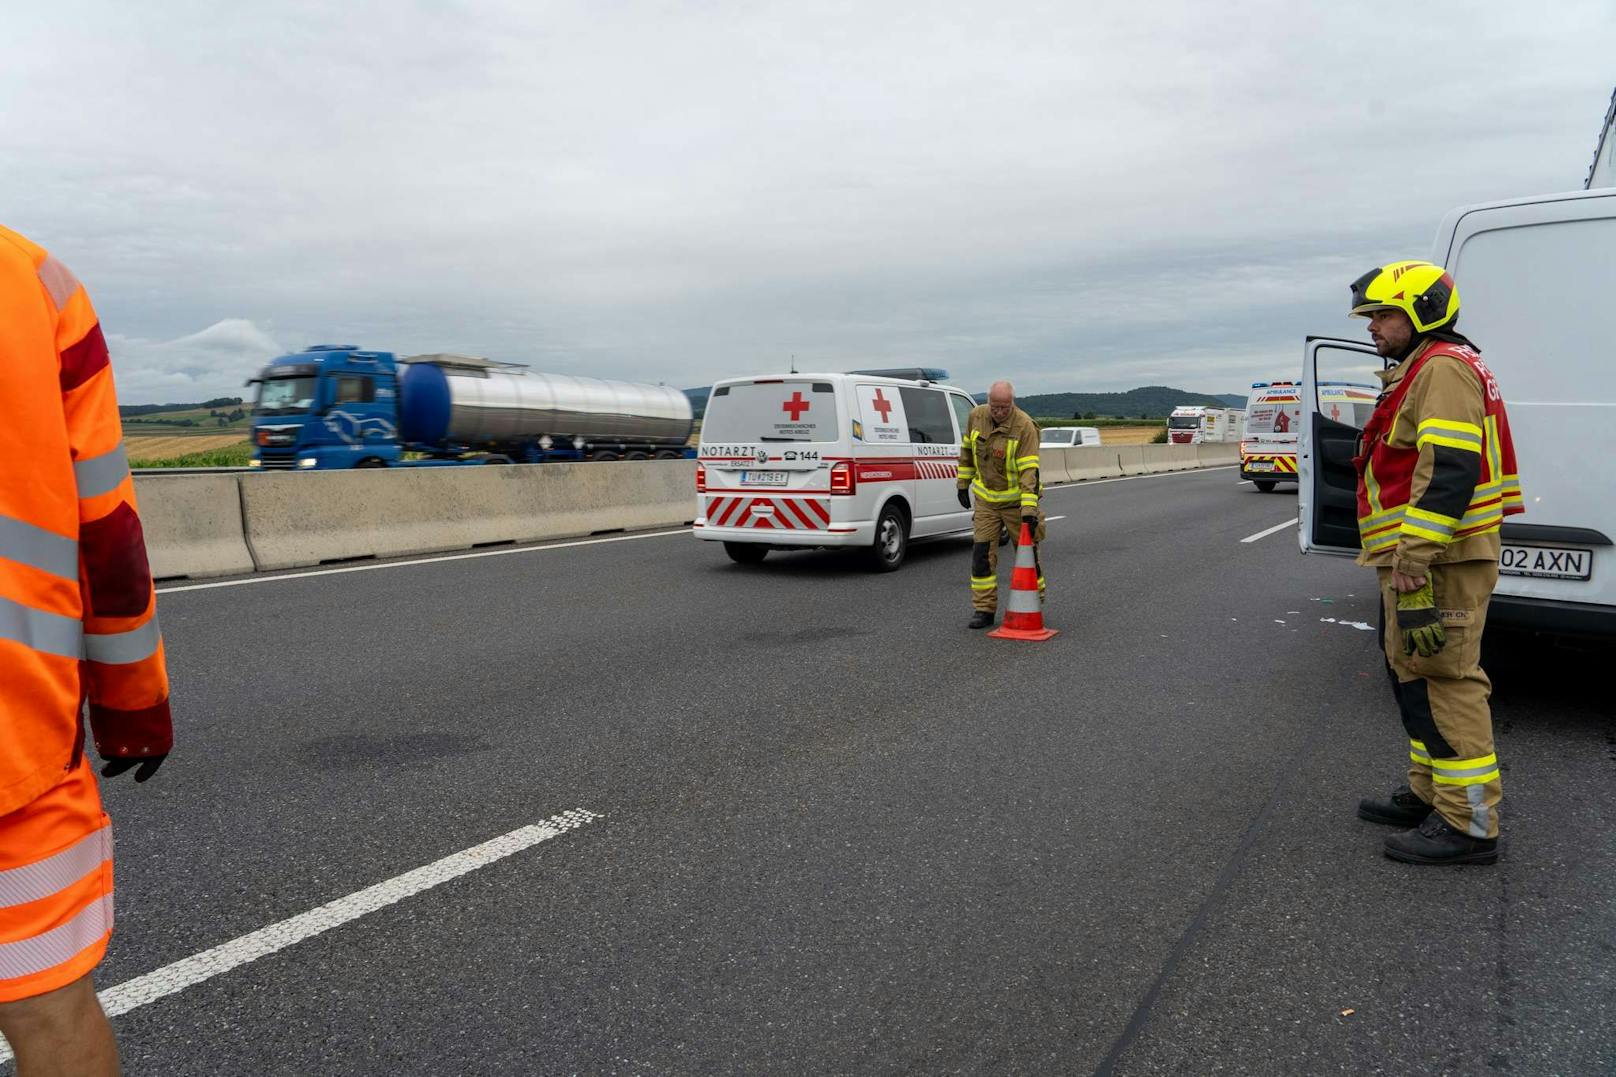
696, 463, 707, 493
829, 461, 855, 495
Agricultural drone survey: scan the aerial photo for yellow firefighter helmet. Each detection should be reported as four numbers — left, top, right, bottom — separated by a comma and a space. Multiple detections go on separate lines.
1348, 261, 1460, 334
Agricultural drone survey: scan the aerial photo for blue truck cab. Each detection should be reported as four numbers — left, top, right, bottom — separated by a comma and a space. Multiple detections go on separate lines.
249, 346, 404, 470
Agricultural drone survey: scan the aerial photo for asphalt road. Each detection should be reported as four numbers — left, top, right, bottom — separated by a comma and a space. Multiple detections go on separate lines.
18, 466, 1615, 1075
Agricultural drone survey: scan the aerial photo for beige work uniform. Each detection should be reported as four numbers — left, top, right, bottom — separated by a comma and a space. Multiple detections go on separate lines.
1360, 344, 1505, 838
957, 405, 1045, 613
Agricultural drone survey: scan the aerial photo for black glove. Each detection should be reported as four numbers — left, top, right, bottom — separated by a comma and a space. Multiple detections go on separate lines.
100, 754, 167, 783
957, 488, 971, 510
1021, 515, 1039, 541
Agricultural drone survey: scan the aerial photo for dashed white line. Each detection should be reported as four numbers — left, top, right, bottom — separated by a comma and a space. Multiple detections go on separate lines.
0, 809, 602, 1065
1240, 519, 1296, 544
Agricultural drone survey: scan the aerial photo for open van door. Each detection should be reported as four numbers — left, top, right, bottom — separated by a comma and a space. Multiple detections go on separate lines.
1298, 337, 1382, 555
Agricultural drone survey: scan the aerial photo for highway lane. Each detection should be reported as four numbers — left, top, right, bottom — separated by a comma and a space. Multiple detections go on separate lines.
22, 467, 1610, 1075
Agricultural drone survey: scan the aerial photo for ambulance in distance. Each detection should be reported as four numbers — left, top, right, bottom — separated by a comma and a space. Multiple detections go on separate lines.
694, 370, 977, 571
1299, 187, 1616, 639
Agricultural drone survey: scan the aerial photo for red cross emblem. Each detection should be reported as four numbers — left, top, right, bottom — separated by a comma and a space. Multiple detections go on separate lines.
782, 391, 810, 421
870, 389, 892, 423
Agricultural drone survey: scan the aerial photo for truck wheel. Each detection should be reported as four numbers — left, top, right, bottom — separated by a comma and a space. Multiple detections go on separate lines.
1254, 480, 1277, 492
867, 504, 908, 572
592, 450, 621, 462
723, 542, 768, 564
355, 458, 386, 469
654, 450, 682, 460
625, 451, 649, 460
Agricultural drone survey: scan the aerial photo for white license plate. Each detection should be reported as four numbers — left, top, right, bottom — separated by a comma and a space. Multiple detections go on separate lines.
1246, 461, 1275, 472
1500, 545, 1593, 580
740, 470, 788, 486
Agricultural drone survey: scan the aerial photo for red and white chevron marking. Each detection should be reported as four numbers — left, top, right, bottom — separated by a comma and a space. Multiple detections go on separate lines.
915, 460, 958, 480
705, 495, 832, 530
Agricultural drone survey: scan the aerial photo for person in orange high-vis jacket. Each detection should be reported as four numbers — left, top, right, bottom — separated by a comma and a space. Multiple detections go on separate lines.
0, 225, 173, 1077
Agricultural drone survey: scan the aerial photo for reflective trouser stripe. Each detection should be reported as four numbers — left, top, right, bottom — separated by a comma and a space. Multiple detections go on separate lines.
970, 576, 996, 591
0, 513, 78, 582
0, 893, 113, 980
74, 444, 130, 500
1431, 753, 1501, 785
0, 828, 111, 909
1409, 739, 1431, 766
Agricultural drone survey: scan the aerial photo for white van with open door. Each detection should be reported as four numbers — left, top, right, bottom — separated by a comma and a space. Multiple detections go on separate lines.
1299, 188, 1616, 638
694, 371, 976, 571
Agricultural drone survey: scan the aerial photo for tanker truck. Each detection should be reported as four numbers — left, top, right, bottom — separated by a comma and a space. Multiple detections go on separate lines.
248, 346, 695, 470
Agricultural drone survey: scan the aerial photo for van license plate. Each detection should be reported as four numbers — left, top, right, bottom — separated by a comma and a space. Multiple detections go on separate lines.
740, 470, 788, 486
1246, 461, 1275, 472
1500, 545, 1592, 580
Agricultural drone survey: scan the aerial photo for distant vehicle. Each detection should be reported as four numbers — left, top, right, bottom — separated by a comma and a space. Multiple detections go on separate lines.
1299, 187, 1616, 638
1039, 426, 1102, 447
1240, 382, 1305, 491
694, 370, 975, 571
1167, 406, 1242, 445
248, 347, 694, 470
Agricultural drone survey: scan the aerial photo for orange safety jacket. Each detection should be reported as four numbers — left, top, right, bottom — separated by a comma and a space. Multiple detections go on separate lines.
1354, 339, 1522, 572
0, 225, 172, 817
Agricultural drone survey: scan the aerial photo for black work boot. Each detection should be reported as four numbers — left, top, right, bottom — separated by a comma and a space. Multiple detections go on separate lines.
1357, 785, 1432, 827
1383, 813, 1499, 866
968, 611, 994, 630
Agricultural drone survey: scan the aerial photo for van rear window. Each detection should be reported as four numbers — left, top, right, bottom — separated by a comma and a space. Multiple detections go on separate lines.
703, 381, 837, 443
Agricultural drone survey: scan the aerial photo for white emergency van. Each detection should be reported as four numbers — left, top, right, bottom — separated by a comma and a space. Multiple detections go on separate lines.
1039, 425, 1102, 448
1299, 188, 1616, 638
694, 371, 977, 571
1167, 406, 1242, 445
1240, 381, 1304, 491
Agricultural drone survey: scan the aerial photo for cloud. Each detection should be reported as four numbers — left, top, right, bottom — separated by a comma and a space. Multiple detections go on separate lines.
105, 320, 284, 403
2, 1, 1612, 401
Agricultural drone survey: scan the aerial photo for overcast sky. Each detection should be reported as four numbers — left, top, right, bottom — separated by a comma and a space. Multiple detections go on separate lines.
4, 1, 1613, 403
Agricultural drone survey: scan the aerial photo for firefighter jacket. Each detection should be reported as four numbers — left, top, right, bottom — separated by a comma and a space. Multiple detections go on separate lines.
1354, 338, 1522, 577
0, 225, 172, 816
957, 405, 1041, 512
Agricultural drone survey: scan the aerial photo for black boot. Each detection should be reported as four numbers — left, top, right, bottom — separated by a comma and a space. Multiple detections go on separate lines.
1357, 785, 1432, 826
968, 611, 994, 630
1383, 813, 1498, 866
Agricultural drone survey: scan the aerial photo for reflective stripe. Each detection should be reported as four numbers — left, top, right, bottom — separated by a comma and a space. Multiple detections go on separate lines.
970, 576, 996, 591
1013, 455, 1039, 468
84, 617, 162, 665
0, 513, 79, 582
75, 445, 130, 500
1431, 752, 1501, 786
0, 827, 111, 909
0, 894, 113, 981
36, 254, 81, 310
1410, 740, 1431, 765
1465, 785, 1492, 839
1415, 418, 1483, 453
0, 594, 84, 660
970, 481, 1021, 503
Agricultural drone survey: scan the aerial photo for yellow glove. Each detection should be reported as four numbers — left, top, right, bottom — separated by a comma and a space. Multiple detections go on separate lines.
1396, 580, 1446, 657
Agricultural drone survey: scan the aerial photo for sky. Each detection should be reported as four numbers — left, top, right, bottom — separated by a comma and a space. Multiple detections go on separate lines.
3, 1, 1613, 403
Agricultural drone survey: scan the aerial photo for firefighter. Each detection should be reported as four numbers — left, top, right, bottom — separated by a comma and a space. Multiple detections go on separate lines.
0, 226, 174, 1076
957, 381, 1045, 629
1347, 261, 1522, 866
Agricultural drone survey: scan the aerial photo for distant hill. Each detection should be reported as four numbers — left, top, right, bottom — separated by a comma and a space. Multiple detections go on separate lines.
983, 386, 1247, 418
684, 387, 710, 419
120, 397, 243, 418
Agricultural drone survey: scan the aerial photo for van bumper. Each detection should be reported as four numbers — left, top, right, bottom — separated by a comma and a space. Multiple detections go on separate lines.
1488, 594, 1616, 639
692, 520, 873, 547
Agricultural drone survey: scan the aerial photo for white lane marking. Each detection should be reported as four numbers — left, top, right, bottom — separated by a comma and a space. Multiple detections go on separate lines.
157, 530, 691, 594
1045, 515, 1068, 523
1047, 465, 1238, 492
0, 810, 601, 1064
1240, 519, 1295, 544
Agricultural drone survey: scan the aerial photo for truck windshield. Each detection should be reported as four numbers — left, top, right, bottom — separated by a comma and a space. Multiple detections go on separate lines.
255, 377, 317, 416
702, 381, 838, 443
1168, 416, 1201, 429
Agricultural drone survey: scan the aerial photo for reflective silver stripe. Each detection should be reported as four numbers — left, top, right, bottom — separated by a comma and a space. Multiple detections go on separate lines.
1466, 785, 1492, 839
0, 594, 84, 660
84, 617, 161, 665
1430, 759, 1499, 779
0, 826, 111, 909
75, 444, 130, 499
0, 893, 113, 981
37, 254, 81, 310
0, 513, 78, 582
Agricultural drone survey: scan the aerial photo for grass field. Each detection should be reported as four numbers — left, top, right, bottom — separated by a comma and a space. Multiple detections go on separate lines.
128, 437, 253, 468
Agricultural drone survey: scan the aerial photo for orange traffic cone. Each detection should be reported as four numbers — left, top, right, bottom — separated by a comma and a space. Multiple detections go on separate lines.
989, 522, 1057, 641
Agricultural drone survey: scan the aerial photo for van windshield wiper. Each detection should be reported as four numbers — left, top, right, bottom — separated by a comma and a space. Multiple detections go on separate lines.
759, 436, 809, 442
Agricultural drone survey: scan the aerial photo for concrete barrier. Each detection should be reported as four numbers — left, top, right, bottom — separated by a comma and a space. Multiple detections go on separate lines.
1039, 447, 1074, 483
1138, 444, 1201, 473
1197, 442, 1240, 466
134, 473, 256, 580
1115, 446, 1150, 476
241, 460, 698, 571
1060, 445, 1125, 482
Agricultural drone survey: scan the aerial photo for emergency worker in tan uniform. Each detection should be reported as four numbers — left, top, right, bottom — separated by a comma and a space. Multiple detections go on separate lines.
956, 381, 1045, 629
1347, 261, 1523, 866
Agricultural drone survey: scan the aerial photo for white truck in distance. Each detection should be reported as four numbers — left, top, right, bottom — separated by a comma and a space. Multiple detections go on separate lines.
1167, 406, 1242, 445
1299, 187, 1616, 639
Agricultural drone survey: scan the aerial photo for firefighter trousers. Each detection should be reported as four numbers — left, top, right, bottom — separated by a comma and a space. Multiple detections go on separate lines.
970, 502, 1046, 613
1377, 560, 1502, 839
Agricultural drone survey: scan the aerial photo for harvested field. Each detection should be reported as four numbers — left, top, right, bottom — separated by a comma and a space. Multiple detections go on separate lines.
127, 435, 250, 462
1083, 425, 1163, 445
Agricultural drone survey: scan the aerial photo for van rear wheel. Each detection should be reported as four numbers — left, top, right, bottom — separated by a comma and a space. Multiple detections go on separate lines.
1254, 480, 1277, 492
867, 504, 908, 572
724, 542, 768, 565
